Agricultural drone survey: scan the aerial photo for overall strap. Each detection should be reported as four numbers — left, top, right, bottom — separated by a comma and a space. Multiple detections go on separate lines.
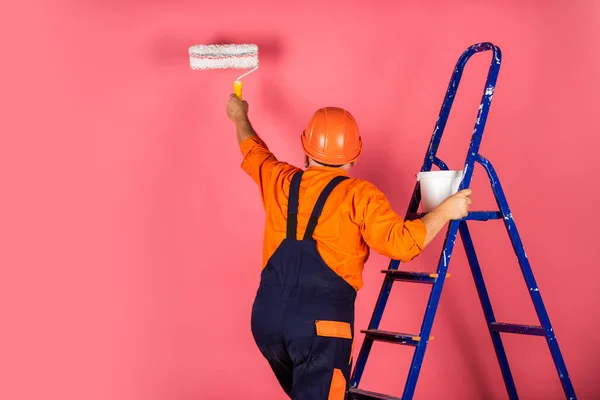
304, 176, 349, 240
286, 171, 304, 240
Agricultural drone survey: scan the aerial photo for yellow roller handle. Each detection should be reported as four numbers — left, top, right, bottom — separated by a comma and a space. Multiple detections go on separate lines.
234, 80, 243, 100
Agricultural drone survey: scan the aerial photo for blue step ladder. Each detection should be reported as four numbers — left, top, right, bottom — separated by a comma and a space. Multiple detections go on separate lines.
347, 42, 576, 400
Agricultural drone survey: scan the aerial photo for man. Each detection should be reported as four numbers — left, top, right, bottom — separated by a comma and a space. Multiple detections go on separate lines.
226, 94, 471, 399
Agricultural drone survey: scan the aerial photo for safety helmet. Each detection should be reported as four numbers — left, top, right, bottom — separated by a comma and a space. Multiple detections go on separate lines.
301, 107, 362, 166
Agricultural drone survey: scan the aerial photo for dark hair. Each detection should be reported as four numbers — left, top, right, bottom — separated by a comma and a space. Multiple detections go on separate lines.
313, 159, 344, 168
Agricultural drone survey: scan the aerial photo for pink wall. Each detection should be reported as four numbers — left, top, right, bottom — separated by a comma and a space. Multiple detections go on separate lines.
2, 0, 599, 399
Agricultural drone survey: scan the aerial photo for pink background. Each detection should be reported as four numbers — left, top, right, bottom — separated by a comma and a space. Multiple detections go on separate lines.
2, 0, 599, 399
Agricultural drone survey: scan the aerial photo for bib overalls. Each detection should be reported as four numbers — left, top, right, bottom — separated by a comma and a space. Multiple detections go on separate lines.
251, 171, 357, 400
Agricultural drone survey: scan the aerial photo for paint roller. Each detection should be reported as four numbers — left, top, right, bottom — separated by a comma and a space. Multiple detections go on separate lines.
189, 44, 259, 99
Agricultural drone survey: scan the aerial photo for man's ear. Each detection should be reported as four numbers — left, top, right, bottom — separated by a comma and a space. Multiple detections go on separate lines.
304, 155, 309, 168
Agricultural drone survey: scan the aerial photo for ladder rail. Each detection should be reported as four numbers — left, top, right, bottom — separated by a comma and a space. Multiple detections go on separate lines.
459, 220, 518, 399
349, 192, 421, 388
422, 42, 501, 174
404, 43, 503, 399
402, 218, 458, 399
476, 155, 577, 399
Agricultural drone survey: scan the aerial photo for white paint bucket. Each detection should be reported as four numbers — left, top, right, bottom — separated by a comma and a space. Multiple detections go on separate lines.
416, 170, 464, 213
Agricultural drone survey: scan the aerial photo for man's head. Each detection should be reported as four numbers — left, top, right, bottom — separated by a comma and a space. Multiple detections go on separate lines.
301, 107, 362, 171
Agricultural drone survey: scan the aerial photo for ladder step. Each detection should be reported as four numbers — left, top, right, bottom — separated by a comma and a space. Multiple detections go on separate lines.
382, 270, 451, 283
490, 322, 545, 336
362, 329, 433, 346
347, 388, 402, 400
408, 211, 502, 221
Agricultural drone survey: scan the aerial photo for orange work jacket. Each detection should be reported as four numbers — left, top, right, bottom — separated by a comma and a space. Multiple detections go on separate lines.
240, 136, 427, 291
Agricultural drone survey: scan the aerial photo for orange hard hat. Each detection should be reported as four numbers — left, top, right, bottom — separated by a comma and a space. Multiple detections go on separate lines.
301, 107, 362, 165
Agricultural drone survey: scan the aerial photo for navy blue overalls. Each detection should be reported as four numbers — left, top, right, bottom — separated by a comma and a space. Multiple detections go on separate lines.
251, 171, 357, 400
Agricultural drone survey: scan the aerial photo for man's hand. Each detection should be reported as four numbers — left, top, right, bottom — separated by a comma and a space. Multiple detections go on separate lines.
434, 189, 472, 220
420, 189, 472, 248
227, 93, 249, 123
227, 93, 257, 144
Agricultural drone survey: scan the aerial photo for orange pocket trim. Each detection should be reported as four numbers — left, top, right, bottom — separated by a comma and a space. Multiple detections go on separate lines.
315, 320, 352, 339
328, 368, 346, 400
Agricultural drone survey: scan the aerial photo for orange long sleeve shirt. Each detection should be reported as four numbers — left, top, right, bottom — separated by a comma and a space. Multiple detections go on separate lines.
240, 136, 427, 291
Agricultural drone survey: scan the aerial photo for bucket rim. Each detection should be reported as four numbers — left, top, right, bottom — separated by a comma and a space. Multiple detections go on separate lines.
416, 170, 464, 180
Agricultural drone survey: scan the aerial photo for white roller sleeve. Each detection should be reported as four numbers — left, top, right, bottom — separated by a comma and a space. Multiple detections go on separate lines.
189, 44, 259, 70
